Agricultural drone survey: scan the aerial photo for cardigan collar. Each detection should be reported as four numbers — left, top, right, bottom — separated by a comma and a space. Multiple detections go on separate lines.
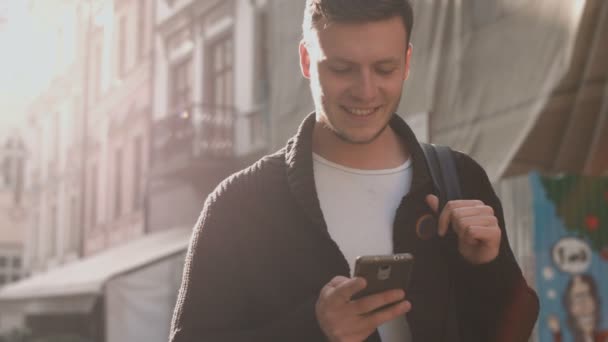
284, 112, 433, 234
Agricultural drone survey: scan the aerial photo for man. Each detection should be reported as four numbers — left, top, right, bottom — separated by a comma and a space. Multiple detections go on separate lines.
169, 1, 539, 341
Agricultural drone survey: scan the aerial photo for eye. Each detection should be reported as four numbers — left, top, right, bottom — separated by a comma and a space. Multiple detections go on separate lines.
329, 66, 352, 74
376, 67, 397, 75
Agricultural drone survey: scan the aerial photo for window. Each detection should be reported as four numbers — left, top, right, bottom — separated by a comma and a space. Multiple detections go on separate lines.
70, 196, 79, 249
118, 15, 127, 78
32, 212, 39, 265
254, 10, 269, 103
114, 148, 123, 218
14, 156, 24, 205
70, 104, 79, 144
0, 256, 6, 268
137, 0, 146, 60
55, 112, 61, 168
209, 36, 234, 111
48, 112, 60, 176
12, 274, 20, 282
89, 163, 98, 228
94, 42, 102, 100
91, 32, 103, 102
32, 124, 41, 182
169, 57, 192, 115
0, 275, 6, 286
12, 256, 21, 269
252, 10, 269, 145
204, 35, 234, 153
2, 157, 10, 186
133, 136, 143, 211
49, 204, 57, 257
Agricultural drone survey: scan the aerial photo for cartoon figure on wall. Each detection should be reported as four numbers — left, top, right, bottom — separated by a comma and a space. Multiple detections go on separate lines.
547, 274, 608, 342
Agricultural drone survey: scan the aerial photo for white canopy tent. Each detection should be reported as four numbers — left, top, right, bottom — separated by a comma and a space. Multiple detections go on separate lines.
0, 227, 190, 342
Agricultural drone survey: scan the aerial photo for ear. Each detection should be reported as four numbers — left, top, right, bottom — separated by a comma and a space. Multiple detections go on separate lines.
404, 43, 413, 80
299, 40, 311, 79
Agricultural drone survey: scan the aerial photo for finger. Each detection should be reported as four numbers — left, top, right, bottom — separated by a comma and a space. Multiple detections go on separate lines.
366, 300, 412, 328
351, 289, 405, 314
438, 200, 484, 237
331, 277, 367, 303
320, 276, 358, 305
454, 216, 498, 236
451, 205, 494, 220
327, 276, 350, 288
320, 276, 350, 298
459, 226, 483, 246
461, 226, 501, 245
425, 194, 439, 214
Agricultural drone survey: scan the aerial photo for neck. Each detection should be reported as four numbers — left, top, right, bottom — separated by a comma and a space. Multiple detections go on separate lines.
312, 122, 409, 170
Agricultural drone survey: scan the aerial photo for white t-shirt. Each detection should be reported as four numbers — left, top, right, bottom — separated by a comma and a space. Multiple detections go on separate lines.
313, 153, 413, 342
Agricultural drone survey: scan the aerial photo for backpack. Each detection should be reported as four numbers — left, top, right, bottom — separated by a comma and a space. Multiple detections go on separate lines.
420, 143, 462, 342
421, 143, 539, 342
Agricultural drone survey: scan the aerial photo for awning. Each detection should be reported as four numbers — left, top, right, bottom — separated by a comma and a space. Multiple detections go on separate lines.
506, 0, 608, 177
0, 227, 191, 314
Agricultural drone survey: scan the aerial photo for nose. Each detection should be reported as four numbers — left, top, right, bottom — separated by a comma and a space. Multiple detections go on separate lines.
350, 69, 378, 102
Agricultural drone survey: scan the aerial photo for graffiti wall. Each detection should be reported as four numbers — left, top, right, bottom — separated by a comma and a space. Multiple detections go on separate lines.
532, 173, 608, 342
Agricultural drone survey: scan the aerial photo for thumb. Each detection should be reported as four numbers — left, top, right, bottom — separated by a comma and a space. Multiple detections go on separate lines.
426, 194, 439, 214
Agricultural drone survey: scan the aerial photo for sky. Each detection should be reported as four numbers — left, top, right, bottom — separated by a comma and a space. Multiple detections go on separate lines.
0, 0, 73, 139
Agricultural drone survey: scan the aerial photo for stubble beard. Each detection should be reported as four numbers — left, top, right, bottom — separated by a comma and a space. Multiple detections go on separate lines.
318, 97, 400, 145
329, 118, 391, 145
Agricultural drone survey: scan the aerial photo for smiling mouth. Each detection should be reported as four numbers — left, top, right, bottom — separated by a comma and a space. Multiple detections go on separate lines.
342, 106, 382, 116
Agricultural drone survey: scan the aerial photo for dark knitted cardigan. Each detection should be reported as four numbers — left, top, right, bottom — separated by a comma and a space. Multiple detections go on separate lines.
169, 113, 539, 342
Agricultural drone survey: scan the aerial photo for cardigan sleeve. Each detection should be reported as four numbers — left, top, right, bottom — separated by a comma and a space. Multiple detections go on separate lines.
452, 152, 539, 342
168, 179, 327, 342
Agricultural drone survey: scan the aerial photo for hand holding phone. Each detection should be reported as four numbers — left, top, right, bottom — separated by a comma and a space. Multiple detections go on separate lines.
315, 276, 411, 342
352, 253, 414, 300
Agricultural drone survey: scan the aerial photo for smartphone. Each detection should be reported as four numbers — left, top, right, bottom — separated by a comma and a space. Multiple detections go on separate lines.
352, 253, 414, 300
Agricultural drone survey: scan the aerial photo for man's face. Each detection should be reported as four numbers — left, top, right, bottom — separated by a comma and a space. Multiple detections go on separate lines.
299, 16, 412, 144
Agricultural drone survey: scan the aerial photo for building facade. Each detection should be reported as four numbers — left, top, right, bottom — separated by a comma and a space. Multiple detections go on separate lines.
1, 1, 269, 341
20, 3, 85, 273
148, 0, 269, 232
81, 0, 155, 256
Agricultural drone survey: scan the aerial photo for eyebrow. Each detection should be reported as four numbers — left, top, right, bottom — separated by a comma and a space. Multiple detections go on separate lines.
326, 57, 401, 65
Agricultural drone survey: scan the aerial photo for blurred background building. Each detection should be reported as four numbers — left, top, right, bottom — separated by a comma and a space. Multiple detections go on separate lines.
0, 0, 606, 341
0, 136, 26, 287
0, 135, 26, 335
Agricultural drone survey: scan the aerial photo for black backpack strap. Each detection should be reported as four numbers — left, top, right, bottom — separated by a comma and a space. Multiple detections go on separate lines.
435, 145, 462, 202
420, 143, 462, 342
420, 143, 462, 210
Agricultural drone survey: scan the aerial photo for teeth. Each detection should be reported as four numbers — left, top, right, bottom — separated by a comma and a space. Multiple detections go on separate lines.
347, 107, 376, 116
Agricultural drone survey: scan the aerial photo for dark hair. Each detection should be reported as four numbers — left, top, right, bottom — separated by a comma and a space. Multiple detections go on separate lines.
563, 274, 601, 341
303, 0, 414, 45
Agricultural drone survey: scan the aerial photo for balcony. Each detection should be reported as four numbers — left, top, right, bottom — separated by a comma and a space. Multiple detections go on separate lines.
150, 103, 267, 180
147, 103, 267, 232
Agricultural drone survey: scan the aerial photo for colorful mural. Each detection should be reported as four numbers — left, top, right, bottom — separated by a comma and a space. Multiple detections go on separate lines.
532, 173, 608, 342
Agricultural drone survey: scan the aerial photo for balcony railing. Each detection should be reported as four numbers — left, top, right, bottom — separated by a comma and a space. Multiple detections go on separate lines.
196, 104, 236, 157
152, 103, 266, 171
